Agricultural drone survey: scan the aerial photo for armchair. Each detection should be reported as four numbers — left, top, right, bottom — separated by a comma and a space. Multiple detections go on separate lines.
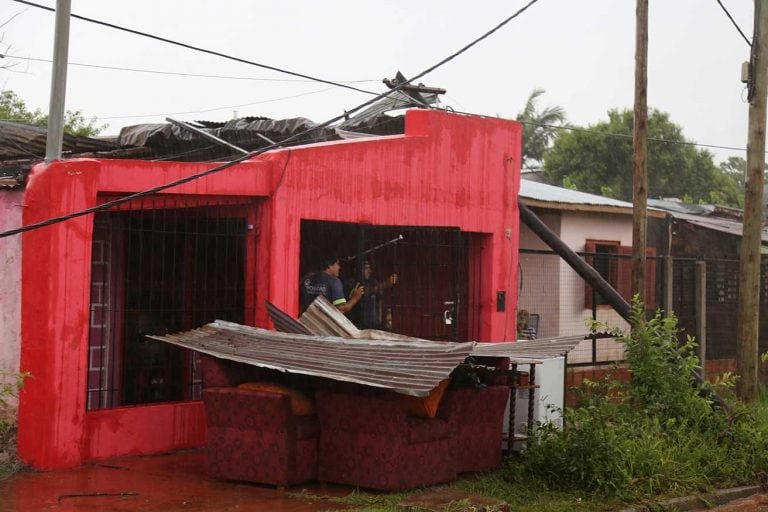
438, 385, 509, 473
199, 355, 318, 488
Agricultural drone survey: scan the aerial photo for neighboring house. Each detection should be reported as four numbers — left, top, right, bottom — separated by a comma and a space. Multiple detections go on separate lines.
648, 198, 768, 364
517, 180, 667, 362
0, 109, 522, 469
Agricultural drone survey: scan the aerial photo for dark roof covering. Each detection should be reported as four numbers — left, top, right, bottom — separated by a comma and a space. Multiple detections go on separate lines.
0, 91, 430, 183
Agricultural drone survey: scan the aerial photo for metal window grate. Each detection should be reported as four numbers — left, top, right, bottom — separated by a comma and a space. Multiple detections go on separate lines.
87, 196, 249, 410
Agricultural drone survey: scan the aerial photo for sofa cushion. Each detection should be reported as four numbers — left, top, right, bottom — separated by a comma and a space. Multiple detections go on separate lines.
399, 379, 449, 419
406, 417, 451, 444
238, 382, 315, 415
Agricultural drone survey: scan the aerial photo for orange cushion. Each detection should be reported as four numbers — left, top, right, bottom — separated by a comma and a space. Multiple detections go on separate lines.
400, 379, 450, 419
237, 382, 315, 416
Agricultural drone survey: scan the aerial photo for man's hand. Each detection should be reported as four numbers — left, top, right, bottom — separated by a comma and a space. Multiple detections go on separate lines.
350, 282, 365, 301
388, 273, 398, 286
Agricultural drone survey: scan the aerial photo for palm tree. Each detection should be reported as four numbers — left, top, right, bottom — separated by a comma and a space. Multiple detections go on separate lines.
515, 88, 567, 170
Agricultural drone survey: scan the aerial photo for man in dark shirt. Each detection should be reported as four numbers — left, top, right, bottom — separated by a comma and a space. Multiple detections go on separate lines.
351, 260, 398, 329
301, 256, 364, 314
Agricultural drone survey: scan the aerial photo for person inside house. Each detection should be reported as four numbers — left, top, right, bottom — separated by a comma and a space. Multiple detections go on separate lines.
516, 309, 537, 340
348, 259, 398, 330
300, 255, 364, 314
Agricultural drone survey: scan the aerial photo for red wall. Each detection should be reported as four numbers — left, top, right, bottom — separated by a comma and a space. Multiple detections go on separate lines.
18, 109, 521, 469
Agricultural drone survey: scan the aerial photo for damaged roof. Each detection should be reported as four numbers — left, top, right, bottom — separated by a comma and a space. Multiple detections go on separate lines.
0, 90, 429, 183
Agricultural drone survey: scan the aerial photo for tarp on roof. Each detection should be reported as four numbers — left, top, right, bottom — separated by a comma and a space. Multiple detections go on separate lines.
0, 120, 118, 160
148, 319, 474, 397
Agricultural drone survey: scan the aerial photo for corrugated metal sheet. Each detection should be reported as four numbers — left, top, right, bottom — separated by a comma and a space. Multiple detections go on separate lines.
148, 320, 475, 397
669, 211, 768, 243
472, 336, 584, 363
520, 180, 633, 208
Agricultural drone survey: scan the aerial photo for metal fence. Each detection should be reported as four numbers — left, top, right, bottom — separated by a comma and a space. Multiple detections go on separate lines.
518, 249, 766, 370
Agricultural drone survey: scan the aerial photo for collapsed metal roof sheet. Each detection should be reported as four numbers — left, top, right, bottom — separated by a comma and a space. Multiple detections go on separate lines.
148, 319, 475, 397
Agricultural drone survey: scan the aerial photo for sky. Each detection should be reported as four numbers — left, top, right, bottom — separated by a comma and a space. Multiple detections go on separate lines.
0, 0, 755, 164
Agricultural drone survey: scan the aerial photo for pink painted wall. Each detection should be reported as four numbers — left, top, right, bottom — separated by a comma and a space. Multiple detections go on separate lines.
0, 190, 24, 412
18, 109, 521, 469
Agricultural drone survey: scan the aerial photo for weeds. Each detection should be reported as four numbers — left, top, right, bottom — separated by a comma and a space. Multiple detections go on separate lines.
0, 370, 30, 481
508, 300, 768, 501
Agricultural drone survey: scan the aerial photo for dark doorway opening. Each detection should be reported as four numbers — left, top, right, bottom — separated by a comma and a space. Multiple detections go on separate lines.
299, 221, 478, 342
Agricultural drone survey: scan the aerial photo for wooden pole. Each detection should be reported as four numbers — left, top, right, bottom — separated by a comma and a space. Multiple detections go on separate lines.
736, 0, 768, 402
631, 0, 649, 312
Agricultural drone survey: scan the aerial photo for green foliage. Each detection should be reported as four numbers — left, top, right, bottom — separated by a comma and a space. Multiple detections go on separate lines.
0, 370, 30, 481
543, 109, 743, 207
0, 89, 105, 136
508, 300, 768, 501
515, 88, 567, 170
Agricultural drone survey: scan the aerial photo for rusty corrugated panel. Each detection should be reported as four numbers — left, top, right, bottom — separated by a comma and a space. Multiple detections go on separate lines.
148, 319, 475, 397
265, 301, 313, 335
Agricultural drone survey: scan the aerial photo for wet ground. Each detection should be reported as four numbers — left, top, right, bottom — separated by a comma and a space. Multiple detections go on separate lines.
0, 450, 351, 512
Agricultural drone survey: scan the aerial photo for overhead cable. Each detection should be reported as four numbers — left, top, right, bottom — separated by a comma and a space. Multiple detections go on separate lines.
714, 0, 752, 46
12, 0, 395, 100
0, 0, 543, 239
0, 53, 379, 84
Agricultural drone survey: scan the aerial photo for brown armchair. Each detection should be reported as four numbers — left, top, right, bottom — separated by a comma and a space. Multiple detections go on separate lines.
200, 355, 318, 488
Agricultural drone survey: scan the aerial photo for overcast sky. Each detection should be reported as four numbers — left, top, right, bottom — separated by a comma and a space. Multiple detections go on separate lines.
0, 0, 754, 164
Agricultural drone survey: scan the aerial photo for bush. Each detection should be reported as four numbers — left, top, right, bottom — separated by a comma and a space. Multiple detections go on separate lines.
507, 301, 768, 500
0, 370, 29, 480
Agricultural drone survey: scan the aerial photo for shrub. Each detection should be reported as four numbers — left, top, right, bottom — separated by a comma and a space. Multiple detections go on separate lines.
0, 370, 30, 480
507, 300, 768, 500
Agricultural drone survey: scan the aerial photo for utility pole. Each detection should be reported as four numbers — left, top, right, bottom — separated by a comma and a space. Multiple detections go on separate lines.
736, 0, 768, 402
631, 0, 649, 314
45, 0, 71, 162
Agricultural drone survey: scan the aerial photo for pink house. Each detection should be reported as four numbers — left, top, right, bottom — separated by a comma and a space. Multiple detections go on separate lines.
9, 109, 521, 469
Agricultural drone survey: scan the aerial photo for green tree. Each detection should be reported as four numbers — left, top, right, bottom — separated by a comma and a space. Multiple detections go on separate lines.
0, 89, 104, 137
515, 88, 567, 170
543, 109, 743, 207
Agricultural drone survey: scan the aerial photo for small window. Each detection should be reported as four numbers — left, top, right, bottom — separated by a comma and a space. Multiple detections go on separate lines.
584, 240, 657, 309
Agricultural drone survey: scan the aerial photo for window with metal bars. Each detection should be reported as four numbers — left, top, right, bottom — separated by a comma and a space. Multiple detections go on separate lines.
87, 197, 250, 410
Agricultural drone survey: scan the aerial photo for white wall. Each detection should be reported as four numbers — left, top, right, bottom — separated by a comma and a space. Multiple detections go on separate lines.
0, 191, 23, 413
519, 208, 631, 343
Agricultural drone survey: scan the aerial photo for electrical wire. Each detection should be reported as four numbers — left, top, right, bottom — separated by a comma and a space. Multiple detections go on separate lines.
715, 0, 752, 47
0, 53, 380, 84
0, 0, 543, 240
12, 0, 390, 99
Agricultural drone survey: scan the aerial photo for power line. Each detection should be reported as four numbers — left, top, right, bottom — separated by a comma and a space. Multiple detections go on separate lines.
0, 0, 543, 239
12, 0, 389, 100
0, 53, 379, 84
715, 0, 752, 46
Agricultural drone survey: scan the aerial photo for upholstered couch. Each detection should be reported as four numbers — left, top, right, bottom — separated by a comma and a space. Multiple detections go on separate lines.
315, 390, 456, 491
199, 355, 319, 488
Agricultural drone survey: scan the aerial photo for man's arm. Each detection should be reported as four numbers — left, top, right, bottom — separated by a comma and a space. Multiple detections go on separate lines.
337, 283, 364, 313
